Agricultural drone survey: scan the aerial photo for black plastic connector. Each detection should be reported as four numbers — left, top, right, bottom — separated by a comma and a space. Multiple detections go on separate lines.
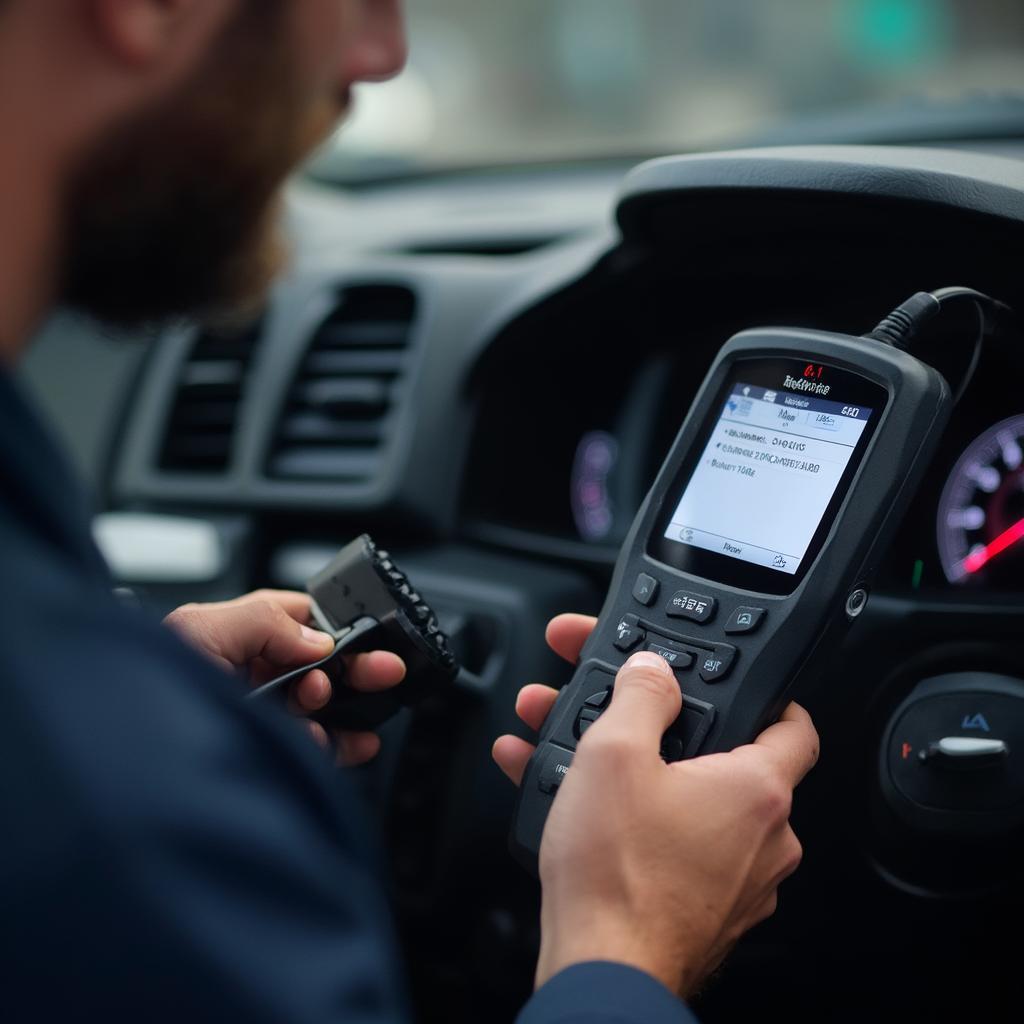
864, 286, 1014, 405
250, 535, 459, 731
864, 291, 941, 350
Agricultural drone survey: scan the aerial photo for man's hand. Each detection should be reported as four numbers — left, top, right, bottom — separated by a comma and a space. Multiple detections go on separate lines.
164, 589, 405, 765
493, 613, 819, 998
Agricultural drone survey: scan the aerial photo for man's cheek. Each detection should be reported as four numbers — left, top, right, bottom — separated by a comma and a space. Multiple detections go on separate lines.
293, 0, 363, 87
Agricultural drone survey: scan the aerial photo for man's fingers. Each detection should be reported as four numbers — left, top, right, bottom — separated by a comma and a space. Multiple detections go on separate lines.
227, 589, 313, 623
588, 652, 681, 753
516, 684, 560, 732
206, 601, 334, 668
545, 614, 597, 665
345, 651, 406, 692
750, 702, 820, 788
495, 683, 560, 786
292, 670, 330, 712
338, 731, 381, 766
307, 721, 330, 749
492, 734, 536, 786
292, 654, 405, 721
306, 721, 385, 766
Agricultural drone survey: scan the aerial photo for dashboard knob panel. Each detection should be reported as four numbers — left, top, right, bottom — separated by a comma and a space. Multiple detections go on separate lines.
881, 672, 1024, 830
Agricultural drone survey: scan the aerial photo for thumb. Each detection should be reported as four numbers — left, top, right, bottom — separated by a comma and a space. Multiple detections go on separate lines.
176, 601, 335, 670
591, 651, 681, 752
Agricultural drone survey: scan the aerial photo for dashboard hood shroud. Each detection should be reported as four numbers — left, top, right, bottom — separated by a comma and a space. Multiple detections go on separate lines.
616, 145, 1024, 247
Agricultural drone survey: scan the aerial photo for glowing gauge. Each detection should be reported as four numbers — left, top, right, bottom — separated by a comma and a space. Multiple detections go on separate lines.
571, 431, 619, 542
937, 415, 1024, 585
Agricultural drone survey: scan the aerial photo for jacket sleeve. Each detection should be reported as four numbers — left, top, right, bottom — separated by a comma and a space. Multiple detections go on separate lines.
1, 577, 410, 1024
517, 962, 700, 1024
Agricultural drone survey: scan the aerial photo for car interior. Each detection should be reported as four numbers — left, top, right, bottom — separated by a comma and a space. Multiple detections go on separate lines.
20, 2, 1024, 1020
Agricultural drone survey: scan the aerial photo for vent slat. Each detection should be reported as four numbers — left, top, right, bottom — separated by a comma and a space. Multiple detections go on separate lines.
299, 377, 391, 417
180, 361, 246, 388
267, 285, 416, 483
280, 412, 386, 444
158, 318, 262, 474
304, 350, 406, 375
314, 321, 411, 349
269, 448, 383, 481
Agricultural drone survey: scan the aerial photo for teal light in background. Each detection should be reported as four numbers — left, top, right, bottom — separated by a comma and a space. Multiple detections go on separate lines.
835, 0, 953, 69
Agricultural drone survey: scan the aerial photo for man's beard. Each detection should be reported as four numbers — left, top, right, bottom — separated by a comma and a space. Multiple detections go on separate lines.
58, 2, 339, 329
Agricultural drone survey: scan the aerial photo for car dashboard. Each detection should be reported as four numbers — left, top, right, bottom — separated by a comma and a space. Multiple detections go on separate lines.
26, 142, 1024, 1021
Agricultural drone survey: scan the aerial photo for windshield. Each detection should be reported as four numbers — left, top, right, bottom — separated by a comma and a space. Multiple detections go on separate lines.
311, 0, 1024, 182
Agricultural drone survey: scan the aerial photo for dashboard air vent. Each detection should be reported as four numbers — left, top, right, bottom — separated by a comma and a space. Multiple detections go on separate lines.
158, 317, 262, 473
268, 285, 416, 481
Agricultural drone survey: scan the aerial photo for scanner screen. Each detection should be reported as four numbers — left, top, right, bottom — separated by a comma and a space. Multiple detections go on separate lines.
664, 381, 874, 576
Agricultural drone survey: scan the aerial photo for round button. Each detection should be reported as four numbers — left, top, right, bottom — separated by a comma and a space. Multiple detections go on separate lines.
845, 588, 868, 619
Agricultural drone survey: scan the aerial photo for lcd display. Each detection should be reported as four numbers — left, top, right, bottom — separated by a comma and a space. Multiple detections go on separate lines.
663, 382, 874, 576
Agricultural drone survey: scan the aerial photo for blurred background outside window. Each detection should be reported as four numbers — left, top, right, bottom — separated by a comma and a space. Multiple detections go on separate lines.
311, 0, 1024, 180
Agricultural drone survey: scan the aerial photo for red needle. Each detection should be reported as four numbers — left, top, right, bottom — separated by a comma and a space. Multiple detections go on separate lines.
963, 516, 1024, 574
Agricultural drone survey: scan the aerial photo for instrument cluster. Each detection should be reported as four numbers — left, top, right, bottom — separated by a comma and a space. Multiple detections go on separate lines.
937, 414, 1024, 589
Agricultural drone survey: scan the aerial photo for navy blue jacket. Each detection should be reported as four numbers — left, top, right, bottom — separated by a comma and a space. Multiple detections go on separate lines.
0, 367, 695, 1024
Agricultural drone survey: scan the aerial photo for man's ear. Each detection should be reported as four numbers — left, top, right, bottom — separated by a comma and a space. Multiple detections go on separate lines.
86, 0, 234, 67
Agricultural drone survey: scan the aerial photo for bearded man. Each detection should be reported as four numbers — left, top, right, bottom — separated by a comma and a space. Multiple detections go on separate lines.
0, 4, 818, 1022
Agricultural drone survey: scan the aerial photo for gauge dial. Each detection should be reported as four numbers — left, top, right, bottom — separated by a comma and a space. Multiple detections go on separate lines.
938, 415, 1024, 586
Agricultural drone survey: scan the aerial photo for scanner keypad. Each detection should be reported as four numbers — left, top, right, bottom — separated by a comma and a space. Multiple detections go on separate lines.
569, 669, 717, 763
666, 589, 717, 624
646, 641, 695, 670
610, 612, 739, 684
660, 705, 716, 762
697, 646, 737, 683
631, 572, 660, 606
538, 747, 574, 793
724, 606, 766, 635
613, 613, 645, 652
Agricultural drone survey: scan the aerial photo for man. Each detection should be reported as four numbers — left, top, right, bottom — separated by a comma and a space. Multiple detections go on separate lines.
0, 3, 818, 1021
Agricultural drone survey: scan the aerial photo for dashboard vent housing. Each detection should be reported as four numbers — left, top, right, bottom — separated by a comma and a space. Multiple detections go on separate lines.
158, 317, 262, 473
268, 285, 417, 482
401, 235, 566, 257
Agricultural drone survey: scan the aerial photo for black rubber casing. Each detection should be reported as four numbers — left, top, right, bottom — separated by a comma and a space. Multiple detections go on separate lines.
509, 327, 951, 874
251, 535, 458, 731
306, 536, 458, 730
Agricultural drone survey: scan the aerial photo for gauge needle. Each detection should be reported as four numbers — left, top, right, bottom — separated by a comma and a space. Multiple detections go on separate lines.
962, 516, 1024, 574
